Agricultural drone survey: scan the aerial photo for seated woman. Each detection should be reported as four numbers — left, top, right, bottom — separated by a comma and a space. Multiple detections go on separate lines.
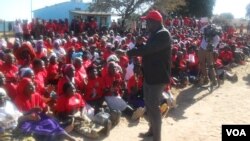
55, 82, 86, 128
46, 53, 60, 86
84, 66, 104, 112
0, 53, 18, 100
55, 82, 110, 139
0, 87, 22, 140
57, 64, 76, 96
214, 51, 238, 83
103, 62, 144, 121
126, 64, 144, 109
13, 78, 76, 141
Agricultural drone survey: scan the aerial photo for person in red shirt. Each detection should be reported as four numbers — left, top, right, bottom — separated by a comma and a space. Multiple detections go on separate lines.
45, 19, 56, 35
73, 57, 88, 93
57, 64, 75, 96
14, 78, 76, 141
55, 82, 85, 119
187, 47, 199, 80
35, 40, 47, 59
172, 51, 188, 87
84, 66, 104, 110
89, 18, 98, 35
32, 58, 48, 96
164, 18, 171, 27
55, 82, 111, 138
71, 37, 81, 51
82, 51, 93, 69
103, 62, 124, 97
219, 46, 233, 65
118, 54, 129, 73
103, 62, 144, 120
213, 51, 238, 83
102, 43, 115, 61
0, 53, 18, 99
22, 21, 31, 41
44, 37, 53, 50
15, 42, 36, 68
46, 54, 60, 85
126, 64, 144, 108
171, 47, 178, 69
14, 78, 46, 113
55, 82, 86, 132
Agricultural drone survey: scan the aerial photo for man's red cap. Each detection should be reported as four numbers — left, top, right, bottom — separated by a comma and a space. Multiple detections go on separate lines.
140, 10, 163, 22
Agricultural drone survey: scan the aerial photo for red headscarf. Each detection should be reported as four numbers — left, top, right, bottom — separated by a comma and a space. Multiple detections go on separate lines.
14, 78, 46, 113
15, 42, 36, 61
16, 78, 33, 96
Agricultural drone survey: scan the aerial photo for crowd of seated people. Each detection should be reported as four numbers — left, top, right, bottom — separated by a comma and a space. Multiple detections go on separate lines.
0, 15, 249, 140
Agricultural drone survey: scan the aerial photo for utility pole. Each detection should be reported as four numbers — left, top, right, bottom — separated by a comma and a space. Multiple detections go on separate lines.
3, 20, 6, 37
31, 0, 33, 21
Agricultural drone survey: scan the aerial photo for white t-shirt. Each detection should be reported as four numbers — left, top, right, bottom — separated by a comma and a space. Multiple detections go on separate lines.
200, 25, 220, 50
0, 100, 22, 130
125, 63, 134, 81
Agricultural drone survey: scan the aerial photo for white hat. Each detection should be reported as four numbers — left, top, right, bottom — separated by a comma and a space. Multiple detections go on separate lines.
107, 54, 119, 62
0, 38, 7, 49
0, 88, 7, 98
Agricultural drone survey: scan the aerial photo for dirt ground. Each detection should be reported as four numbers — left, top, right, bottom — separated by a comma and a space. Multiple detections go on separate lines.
76, 61, 250, 141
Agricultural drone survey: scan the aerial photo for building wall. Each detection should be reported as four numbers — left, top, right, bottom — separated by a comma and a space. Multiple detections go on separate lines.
33, 2, 89, 21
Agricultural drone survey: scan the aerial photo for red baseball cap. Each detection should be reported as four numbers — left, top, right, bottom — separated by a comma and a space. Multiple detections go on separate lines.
141, 10, 163, 22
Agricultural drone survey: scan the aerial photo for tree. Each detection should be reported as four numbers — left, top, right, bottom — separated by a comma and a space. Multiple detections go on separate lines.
153, 0, 186, 15
89, 0, 186, 31
178, 0, 216, 18
89, 0, 153, 31
220, 13, 234, 20
212, 13, 234, 27
246, 3, 250, 19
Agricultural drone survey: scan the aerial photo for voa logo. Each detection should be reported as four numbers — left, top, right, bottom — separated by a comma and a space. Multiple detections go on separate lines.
226, 129, 246, 136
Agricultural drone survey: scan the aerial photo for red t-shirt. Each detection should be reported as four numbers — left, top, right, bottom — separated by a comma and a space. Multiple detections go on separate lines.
103, 72, 123, 96
0, 63, 18, 83
215, 58, 224, 69
57, 77, 70, 96
74, 67, 88, 92
219, 50, 233, 64
55, 93, 85, 113
83, 59, 92, 69
14, 92, 46, 113
34, 70, 47, 95
127, 75, 143, 94
84, 77, 104, 101
4, 83, 17, 101
119, 56, 129, 69
47, 63, 59, 80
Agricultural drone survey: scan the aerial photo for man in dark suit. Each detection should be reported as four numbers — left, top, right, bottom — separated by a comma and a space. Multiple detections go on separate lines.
126, 10, 172, 141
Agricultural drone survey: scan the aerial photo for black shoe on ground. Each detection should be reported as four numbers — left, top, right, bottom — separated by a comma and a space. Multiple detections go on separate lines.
104, 119, 112, 136
139, 131, 153, 138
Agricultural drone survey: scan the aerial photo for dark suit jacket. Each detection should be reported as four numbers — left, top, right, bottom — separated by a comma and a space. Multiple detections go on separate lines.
127, 26, 172, 85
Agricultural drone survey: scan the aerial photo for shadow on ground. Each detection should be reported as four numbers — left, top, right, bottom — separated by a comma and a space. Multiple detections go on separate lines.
243, 73, 250, 85
168, 85, 215, 121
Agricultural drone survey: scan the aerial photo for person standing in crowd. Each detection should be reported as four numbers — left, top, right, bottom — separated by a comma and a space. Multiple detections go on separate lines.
198, 21, 220, 86
13, 20, 23, 41
124, 10, 172, 141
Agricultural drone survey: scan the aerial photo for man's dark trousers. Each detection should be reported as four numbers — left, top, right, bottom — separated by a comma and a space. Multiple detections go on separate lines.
143, 81, 165, 141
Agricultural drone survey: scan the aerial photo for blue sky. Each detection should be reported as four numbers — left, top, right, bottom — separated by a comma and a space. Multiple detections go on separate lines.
0, 0, 249, 21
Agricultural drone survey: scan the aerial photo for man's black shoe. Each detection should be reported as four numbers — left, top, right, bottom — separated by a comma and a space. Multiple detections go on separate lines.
139, 131, 153, 138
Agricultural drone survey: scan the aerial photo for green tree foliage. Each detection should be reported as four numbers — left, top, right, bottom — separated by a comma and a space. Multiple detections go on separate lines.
212, 13, 234, 27
178, 0, 216, 18
153, 0, 186, 14
220, 13, 234, 20
89, 0, 186, 30
89, 0, 153, 29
